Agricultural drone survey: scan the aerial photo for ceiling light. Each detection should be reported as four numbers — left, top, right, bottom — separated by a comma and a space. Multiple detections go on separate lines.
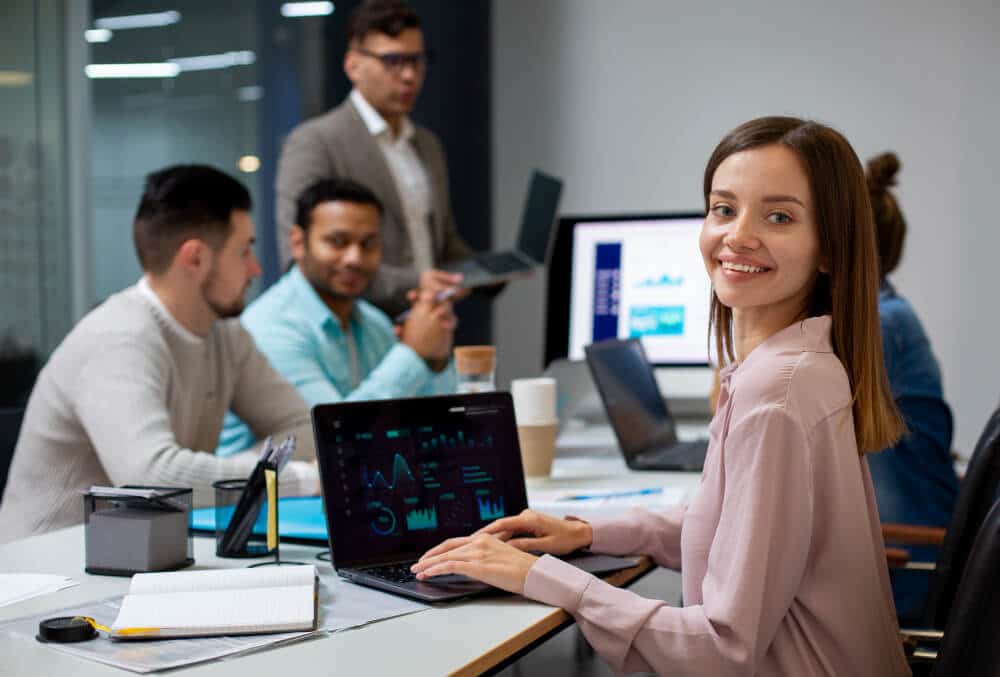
85, 63, 180, 79
85, 28, 113, 43
169, 51, 255, 72
94, 11, 181, 30
280, 2, 334, 18
238, 155, 261, 173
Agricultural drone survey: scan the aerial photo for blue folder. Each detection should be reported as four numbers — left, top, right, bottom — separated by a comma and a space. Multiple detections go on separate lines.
189, 496, 328, 542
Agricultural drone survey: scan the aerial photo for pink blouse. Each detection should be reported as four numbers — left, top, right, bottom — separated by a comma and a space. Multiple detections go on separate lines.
524, 316, 910, 676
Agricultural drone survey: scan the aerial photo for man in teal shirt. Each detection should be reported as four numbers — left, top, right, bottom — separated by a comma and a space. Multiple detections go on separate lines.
219, 177, 456, 455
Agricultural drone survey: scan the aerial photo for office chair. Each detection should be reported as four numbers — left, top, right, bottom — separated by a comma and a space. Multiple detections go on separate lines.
901, 499, 1000, 676
883, 406, 1000, 628
0, 406, 25, 502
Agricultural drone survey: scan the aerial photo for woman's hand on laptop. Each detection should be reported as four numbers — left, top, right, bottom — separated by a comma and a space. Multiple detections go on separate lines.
411, 510, 594, 594
477, 510, 594, 556
411, 533, 537, 594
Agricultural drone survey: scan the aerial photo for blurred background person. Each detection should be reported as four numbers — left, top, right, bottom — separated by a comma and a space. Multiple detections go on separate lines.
275, 0, 474, 317
865, 151, 960, 621
218, 178, 455, 456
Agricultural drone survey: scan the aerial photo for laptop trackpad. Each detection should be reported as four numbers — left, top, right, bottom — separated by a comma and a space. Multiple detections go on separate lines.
411, 576, 490, 596
423, 573, 478, 584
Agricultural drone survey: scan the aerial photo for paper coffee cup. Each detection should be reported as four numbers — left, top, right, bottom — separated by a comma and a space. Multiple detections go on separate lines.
517, 423, 558, 477
511, 377, 557, 426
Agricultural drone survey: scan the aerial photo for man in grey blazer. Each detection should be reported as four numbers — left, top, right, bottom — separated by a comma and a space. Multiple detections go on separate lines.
275, 0, 473, 317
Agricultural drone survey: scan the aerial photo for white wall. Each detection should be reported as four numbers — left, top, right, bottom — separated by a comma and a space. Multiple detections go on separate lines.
492, 0, 1000, 453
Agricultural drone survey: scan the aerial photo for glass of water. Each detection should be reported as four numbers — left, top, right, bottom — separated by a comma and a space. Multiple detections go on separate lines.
454, 346, 496, 393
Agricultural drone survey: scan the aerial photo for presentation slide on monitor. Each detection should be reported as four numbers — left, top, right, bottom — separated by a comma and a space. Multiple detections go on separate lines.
568, 218, 711, 364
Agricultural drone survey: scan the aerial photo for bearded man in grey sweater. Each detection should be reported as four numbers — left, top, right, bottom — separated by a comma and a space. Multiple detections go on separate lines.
0, 165, 319, 543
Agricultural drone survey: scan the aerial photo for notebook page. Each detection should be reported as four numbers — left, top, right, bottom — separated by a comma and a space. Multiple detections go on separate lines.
111, 584, 315, 637
128, 564, 316, 595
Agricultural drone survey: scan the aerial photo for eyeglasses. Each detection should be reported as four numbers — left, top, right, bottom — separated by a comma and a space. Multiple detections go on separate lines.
354, 47, 431, 74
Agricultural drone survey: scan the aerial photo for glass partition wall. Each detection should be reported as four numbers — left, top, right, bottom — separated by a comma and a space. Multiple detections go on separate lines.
87, 0, 265, 302
0, 0, 72, 403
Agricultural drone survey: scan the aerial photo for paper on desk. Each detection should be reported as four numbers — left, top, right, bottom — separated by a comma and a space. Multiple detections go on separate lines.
0, 576, 428, 673
529, 485, 690, 521
0, 574, 78, 609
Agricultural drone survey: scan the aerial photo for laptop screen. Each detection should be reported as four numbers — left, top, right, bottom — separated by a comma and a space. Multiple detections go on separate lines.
517, 170, 563, 264
312, 393, 529, 568
584, 339, 679, 458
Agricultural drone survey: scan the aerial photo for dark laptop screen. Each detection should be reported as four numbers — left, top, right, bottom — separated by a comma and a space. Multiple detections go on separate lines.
584, 339, 679, 458
517, 170, 563, 263
312, 393, 529, 568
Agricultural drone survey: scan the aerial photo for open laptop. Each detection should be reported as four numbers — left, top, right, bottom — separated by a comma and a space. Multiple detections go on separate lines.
443, 170, 563, 288
312, 392, 637, 602
584, 339, 709, 472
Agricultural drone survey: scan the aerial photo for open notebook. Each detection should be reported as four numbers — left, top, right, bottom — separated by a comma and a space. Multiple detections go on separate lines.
110, 565, 318, 640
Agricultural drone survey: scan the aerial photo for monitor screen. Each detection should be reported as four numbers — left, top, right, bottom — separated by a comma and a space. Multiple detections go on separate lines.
564, 214, 711, 365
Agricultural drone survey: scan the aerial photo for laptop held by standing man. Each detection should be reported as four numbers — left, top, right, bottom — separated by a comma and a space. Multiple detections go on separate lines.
443, 170, 563, 288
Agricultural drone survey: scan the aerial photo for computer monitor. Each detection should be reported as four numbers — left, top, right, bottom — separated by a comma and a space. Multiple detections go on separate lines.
545, 213, 711, 367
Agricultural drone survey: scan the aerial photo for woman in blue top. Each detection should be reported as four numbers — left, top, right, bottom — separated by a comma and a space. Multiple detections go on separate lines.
865, 152, 960, 620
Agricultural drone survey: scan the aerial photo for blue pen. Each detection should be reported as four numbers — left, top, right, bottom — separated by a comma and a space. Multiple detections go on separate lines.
557, 487, 663, 502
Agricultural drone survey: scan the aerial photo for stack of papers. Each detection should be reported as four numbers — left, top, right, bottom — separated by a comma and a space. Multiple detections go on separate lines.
0, 574, 78, 609
529, 485, 690, 521
1, 575, 427, 673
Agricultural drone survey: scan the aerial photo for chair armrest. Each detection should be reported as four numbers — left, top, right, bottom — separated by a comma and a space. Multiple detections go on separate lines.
886, 547, 910, 567
900, 629, 942, 664
900, 628, 944, 642
882, 523, 947, 546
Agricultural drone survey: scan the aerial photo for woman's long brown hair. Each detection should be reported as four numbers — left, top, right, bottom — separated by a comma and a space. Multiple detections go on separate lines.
703, 117, 904, 453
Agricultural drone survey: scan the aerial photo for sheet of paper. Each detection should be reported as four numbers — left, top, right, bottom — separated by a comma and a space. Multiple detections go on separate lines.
529, 485, 690, 521
87, 486, 167, 499
0, 574, 78, 609
318, 577, 427, 634
1, 575, 428, 673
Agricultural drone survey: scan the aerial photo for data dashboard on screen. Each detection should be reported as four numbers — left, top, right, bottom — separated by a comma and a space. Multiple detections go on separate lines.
567, 215, 711, 365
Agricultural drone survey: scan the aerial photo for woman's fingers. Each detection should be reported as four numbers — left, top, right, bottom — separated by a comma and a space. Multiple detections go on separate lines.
476, 515, 529, 535
506, 536, 547, 552
417, 536, 471, 562
414, 559, 478, 581
413, 539, 481, 572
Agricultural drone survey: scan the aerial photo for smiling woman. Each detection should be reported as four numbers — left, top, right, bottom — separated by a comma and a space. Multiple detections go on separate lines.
412, 117, 912, 676
702, 117, 904, 454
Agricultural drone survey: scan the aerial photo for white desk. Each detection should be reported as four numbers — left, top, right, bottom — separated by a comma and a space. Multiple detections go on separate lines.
0, 425, 704, 676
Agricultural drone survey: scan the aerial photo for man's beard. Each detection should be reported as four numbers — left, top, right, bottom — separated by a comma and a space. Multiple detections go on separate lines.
201, 268, 246, 319
299, 254, 370, 304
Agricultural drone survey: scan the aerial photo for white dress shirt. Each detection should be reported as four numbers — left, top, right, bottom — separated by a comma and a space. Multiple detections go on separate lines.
349, 89, 434, 274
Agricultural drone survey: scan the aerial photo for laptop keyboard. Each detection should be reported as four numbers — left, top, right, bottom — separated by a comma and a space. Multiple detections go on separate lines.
477, 252, 529, 275
363, 561, 418, 584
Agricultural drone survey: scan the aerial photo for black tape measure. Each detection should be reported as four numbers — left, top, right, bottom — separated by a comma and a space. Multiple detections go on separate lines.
37, 616, 99, 643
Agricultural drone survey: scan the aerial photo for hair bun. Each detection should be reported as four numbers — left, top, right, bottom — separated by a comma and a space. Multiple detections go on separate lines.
866, 152, 901, 192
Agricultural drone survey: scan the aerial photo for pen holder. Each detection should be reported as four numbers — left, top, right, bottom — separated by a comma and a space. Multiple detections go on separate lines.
84, 486, 194, 576
213, 479, 274, 559
213, 476, 304, 567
